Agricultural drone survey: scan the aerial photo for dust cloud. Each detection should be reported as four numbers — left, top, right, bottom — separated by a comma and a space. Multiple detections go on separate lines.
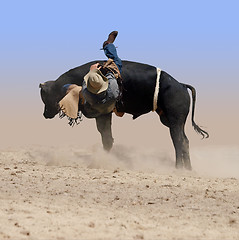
16, 143, 239, 179
191, 145, 239, 178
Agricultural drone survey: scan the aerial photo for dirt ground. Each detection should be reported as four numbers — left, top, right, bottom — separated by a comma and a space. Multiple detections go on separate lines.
0, 144, 238, 240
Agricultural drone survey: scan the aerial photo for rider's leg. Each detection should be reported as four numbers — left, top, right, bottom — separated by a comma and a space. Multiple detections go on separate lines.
102, 31, 122, 73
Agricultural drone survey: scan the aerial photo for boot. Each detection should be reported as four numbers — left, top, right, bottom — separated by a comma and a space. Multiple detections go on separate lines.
103, 31, 118, 49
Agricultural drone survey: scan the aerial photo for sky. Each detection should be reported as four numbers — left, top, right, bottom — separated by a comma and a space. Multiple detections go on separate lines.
0, 0, 239, 149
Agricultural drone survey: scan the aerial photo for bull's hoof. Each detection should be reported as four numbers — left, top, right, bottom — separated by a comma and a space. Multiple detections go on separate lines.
103, 145, 112, 152
184, 164, 192, 171
102, 139, 114, 152
175, 162, 184, 169
183, 160, 192, 171
175, 163, 192, 171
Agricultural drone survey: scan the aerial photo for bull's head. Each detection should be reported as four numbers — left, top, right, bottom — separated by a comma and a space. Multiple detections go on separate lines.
39, 81, 61, 119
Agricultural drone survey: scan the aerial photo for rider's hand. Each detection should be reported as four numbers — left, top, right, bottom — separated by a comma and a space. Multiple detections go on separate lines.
90, 63, 102, 71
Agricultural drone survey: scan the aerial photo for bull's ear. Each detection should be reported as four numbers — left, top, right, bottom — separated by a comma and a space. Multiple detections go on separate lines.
39, 83, 45, 89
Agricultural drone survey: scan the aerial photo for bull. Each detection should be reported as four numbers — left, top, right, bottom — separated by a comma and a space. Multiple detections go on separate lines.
39, 60, 209, 170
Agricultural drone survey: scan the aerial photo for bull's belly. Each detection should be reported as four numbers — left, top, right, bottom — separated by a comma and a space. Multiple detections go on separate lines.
117, 98, 153, 119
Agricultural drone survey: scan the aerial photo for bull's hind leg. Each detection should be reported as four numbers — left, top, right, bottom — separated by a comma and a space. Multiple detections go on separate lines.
182, 129, 191, 170
157, 110, 191, 170
95, 113, 114, 151
169, 123, 192, 170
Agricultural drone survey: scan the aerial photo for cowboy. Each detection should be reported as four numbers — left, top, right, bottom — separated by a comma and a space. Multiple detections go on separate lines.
81, 31, 124, 117
82, 62, 119, 116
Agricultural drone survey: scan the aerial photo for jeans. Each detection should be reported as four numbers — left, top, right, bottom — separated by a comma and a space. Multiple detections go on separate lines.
104, 43, 122, 73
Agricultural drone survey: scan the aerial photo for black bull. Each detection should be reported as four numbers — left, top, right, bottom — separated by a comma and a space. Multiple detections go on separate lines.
39, 60, 209, 170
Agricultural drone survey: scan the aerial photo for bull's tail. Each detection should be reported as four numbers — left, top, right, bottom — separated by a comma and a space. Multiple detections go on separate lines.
185, 84, 209, 139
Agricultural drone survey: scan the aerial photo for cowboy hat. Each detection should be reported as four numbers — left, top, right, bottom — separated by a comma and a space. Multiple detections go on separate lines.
84, 69, 108, 94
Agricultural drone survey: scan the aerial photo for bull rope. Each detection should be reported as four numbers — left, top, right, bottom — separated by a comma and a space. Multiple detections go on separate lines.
153, 67, 161, 111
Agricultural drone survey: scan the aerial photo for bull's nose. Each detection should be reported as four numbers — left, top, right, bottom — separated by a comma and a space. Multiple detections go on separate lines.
43, 112, 56, 119
43, 112, 52, 119
43, 112, 49, 119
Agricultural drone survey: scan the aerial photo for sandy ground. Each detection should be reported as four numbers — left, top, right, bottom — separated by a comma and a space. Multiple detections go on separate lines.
0, 144, 239, 240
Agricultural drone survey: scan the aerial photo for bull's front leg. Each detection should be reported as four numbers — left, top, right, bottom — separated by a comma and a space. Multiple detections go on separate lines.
95, 113, 114, 151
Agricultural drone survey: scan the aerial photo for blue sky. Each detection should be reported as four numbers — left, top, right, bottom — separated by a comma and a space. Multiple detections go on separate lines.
1, 1, 238, 90
0, 0, 238, 147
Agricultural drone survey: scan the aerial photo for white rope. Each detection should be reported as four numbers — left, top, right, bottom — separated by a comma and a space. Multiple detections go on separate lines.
153, 67, 161, 111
